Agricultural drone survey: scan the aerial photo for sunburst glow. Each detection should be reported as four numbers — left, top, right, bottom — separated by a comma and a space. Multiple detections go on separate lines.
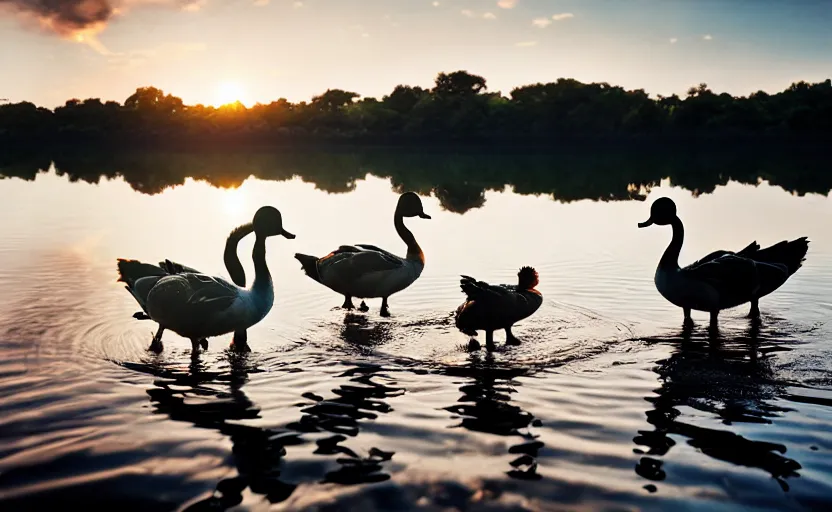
214, 81, 249, 107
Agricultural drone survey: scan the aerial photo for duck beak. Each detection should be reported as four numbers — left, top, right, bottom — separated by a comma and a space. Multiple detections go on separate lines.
638, 218, 654, 228
418, 212, 431, 219
281, 229, 296, 239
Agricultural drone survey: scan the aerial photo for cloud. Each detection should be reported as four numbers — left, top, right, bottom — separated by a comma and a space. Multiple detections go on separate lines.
703, 34, 713, 40
551, 12, 573, 21
293, 1, 302, 7
0, 0, 203, 38
532, 17, 551, 28
498, 0, 517, 8
670, 37, 677, 44
514, 41, 537, 47
432, 1, 439, 6
253, 0, 268, 6
106, 41, 207, 70
483, 12, 496, 20
461, 9, 474, 17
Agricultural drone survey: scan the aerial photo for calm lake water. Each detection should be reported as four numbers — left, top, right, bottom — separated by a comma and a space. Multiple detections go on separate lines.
1, 152, 831, 511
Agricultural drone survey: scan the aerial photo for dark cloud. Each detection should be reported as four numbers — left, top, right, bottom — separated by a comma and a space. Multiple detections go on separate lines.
0, 0, 115, 36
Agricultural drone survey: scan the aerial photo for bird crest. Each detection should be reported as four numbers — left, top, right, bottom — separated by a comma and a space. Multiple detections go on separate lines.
517, 266, 539, 289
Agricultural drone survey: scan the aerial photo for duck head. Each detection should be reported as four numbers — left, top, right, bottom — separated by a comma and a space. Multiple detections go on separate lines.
517, 266, 539, 290
253, 206, 296, 239
638, 197, 677, 228
396, 192, 431, 219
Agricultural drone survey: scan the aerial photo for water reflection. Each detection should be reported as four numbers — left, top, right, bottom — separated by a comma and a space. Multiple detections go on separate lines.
123, 357, 402, 509
634, 322, 803, 491
443, 366, 543, 480
2, 149, 830, 213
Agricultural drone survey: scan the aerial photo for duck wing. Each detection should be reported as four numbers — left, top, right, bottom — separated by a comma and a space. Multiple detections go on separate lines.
148, 273, 239, 320
459, 276, 536, 307
354, 244, 401, 260
320, 249, 404, 280
159, 259, 202, 275
681, 254, 759, 304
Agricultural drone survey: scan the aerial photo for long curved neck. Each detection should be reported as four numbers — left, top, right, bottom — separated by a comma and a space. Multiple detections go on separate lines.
224, 223, 254, 287
251, 234, 272, 294
660, 217, 684, 270
395, 212, 424, 263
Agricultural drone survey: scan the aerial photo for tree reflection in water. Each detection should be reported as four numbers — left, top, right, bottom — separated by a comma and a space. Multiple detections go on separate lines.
634, 321, 803, 492
2, 148, 830, 214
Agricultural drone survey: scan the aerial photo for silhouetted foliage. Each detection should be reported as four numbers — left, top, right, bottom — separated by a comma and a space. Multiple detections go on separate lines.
2, 71, 831, 149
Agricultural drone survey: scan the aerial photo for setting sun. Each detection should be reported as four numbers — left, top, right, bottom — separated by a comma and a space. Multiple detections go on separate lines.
214, 81, 249, 107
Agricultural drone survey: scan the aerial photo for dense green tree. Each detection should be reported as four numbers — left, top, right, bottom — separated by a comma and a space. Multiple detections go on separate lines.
1, 72, 830, 148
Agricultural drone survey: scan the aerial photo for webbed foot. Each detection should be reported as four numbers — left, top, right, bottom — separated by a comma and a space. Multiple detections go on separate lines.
505, 327, 521, 346
359, 301, 369, 312
505, 336, 522, 346
466, 338, 481, 351
341, 296, 355, 310
148, 340, 163, 353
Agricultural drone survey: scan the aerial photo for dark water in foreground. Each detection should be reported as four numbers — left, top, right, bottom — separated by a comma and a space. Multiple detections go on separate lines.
0, 154, 831, 511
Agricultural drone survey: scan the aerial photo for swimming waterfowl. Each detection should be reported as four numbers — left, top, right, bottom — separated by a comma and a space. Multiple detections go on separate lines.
294, 192, 430, 317
638, 197, 808, 326
128, 223, 254, 350
455, 267, 543, 351
117, 206, 294, 353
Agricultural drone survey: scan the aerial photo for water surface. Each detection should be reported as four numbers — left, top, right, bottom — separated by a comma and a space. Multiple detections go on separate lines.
1, 153, 831, 511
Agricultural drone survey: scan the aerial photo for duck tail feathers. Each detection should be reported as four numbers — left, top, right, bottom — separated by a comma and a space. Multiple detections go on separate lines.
116, 258, 167, 312
117, 258, 166, 287
294, 253, 321, 282
459, 275, 484, 299
753, 237, 809, 275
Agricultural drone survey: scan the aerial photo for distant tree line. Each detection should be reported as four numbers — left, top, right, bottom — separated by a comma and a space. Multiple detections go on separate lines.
1, 71, 831, 148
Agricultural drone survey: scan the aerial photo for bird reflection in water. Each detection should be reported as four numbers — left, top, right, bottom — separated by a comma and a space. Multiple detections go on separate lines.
634, 320, 802, 492
287, 365, 403, 485
443, 364, 543, 480
124, 354, 402, 510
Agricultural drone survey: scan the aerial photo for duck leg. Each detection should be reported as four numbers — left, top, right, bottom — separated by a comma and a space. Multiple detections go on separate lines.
148, 324, 164, 353
380, 297, 391, 317
359, 301, 369, 312
485, 330, 495, 351
709, 311, 720, 331
190, 338, 205, 354
341, 295, 355, 310
683, 308, 693, 327
505, 326, 521, 346
231, 330, 251, 352
748, 299, 760, 319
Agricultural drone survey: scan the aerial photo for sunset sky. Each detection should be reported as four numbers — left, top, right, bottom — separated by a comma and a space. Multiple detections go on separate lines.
2, 0, 831, 108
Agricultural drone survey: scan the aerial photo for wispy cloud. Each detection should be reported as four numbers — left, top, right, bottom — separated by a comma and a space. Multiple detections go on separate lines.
515, 41, 537, 47
461, 9, 474, 17
432, 1, 439, 6
498, 0, 517, 8
670, 37, 678, 44
551, 13, 574, 21
181, 0, 205, 12
253, 0, 269, 6
532, 17, 551, 28
483, 12, 496, 20
107, 41, 207, 70
703, 34, 713, 40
